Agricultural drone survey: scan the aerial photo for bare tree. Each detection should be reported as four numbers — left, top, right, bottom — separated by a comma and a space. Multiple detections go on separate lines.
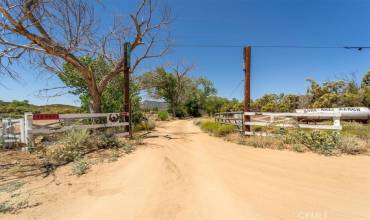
172, 62, 195, 114
0, 0, 171, 112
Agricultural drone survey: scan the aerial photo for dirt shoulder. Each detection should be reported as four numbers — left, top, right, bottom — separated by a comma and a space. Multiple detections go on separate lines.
1, 120, 370, 220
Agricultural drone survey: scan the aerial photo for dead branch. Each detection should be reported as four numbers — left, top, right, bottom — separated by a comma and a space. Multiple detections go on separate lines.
0, 0, 171, 112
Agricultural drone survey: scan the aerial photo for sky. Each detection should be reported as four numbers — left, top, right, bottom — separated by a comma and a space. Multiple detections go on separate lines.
0, 0, 369, 106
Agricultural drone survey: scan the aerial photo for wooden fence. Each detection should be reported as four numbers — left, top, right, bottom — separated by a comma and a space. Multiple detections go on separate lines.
214, 112, 243, 131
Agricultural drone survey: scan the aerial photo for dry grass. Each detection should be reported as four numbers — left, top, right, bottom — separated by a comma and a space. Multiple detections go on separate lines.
215, 124, 369, 156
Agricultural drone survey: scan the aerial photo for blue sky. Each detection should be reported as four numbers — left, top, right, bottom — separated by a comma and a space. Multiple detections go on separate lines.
0, 0, 369, 106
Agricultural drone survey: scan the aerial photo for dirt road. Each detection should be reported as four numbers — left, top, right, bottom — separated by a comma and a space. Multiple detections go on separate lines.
4, 120, 370, 220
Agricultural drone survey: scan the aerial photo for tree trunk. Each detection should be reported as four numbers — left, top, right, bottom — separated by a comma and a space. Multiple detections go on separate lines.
88, 86, 102, 113
89, 95, 102, 113
83, 69, 102, 113
172, 104, 176, 117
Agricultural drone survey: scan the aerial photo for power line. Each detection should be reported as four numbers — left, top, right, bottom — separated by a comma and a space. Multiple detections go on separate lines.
170, 43, 370, 50
228, 79, 244, 98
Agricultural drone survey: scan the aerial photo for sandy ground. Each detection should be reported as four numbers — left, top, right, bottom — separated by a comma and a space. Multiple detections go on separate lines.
2, 120, 370, 220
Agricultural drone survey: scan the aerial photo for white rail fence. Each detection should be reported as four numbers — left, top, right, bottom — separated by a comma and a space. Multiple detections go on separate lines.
214, 111, 342, 136
1, 112, 130, 145
243, 112, 341, 136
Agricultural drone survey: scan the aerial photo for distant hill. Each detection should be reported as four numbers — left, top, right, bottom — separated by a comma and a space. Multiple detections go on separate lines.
0, 100, 81, 118
141, 100, 168, 110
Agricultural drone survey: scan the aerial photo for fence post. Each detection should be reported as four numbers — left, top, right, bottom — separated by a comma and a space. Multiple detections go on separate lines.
24, 112, 33, 145
333, 115, 341, 130
19, 118, 25, 143
1, 119, 6, 143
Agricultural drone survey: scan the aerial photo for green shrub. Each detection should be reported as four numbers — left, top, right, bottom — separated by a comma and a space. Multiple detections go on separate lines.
122, 143, 135, 154
95, 130, 122, 149
309, 131, 340, 155
292, 144, 306, 153
45, 129, 129, 165
175, 106, 187, 118
135, 120, 156, 131
200, 121, 235, 137
72, 159, 89, 176
283, 129, 341, 155
45, 129, 90, 165
158, 111, 169, 121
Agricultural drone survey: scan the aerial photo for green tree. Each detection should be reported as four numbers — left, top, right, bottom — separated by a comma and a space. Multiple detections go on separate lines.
361, 71, 370, 88
140, 67, 216, 117
59, 56, 142, 122
204, 96, 228, 115
140, 68, 179, 116
279, 94, 300, 112
220, 98, 243, 112
184, 77, 217, 116
306, 75, 368, 108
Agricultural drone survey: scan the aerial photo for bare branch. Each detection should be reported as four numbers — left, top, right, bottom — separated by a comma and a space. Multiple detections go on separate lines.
0, 0, 171, 113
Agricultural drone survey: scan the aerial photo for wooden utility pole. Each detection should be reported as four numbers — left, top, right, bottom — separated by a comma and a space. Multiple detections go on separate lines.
123, 42, 132, 138
243, 46, 251, 133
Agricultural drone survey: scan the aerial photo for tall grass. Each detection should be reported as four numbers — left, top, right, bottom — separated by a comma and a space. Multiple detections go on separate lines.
342, 122, 370, 140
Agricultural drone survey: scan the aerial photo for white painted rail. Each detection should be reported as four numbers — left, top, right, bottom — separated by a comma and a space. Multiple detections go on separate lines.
1, 112, 130, 145
243, 112, 342, 136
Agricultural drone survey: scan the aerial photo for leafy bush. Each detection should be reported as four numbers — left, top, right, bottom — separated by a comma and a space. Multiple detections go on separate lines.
175, 106, 187, 118
45, 129, 91, 165
95, 130, 122, 149
158, 111, 169, 121
283, 129, 341, 155
309, 131, 340, 155
122, 143, 135, 154
199, 121, 235, 137
292, 144, 306, 153
72, 159, 89, 176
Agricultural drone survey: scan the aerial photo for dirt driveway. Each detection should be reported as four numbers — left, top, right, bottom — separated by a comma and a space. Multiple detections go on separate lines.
3, 120, 370, 220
